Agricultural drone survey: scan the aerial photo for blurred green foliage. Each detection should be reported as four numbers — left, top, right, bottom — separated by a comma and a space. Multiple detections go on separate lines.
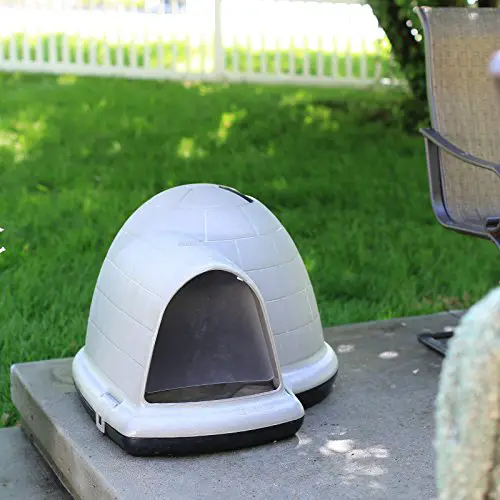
367, 0, 495, 131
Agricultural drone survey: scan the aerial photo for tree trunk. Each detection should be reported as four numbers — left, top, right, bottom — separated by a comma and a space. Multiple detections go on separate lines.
368, 1, 427, 115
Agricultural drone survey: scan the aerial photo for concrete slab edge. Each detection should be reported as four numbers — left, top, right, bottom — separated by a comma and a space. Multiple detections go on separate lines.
11, 367, 120, 500
324, 310, 462, 337
0, 426, 72, 500
20, 421, 78, 500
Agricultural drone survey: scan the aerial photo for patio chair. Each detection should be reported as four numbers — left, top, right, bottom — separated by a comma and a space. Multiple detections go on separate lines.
415, 6, 500, 356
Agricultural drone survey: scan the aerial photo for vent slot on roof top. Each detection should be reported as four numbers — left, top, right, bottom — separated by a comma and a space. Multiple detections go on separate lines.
218, 185, 254, 203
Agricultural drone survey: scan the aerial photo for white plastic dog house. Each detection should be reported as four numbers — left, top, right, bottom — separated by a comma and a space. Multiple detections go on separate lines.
72, 184, 338, 456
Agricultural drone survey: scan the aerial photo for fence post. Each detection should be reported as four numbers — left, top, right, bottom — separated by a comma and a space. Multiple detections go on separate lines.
214, 0, 224, 80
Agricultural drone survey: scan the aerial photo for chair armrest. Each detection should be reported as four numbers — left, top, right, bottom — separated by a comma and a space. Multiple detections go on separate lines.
420, 128, 500, 177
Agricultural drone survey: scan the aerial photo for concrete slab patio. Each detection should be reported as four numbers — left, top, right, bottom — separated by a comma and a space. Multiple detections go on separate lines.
10, 311, 462, 500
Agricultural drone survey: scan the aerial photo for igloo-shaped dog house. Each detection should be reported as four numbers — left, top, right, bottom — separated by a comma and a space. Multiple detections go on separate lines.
73, 184, 338, 455
73, 230, 304, 456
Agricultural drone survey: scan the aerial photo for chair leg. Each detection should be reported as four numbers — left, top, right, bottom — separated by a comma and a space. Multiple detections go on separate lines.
417, 309, 466, 356
417, 330, 454, 356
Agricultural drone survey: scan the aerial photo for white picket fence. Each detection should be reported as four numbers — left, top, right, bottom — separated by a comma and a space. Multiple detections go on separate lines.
0, 0, 394, 87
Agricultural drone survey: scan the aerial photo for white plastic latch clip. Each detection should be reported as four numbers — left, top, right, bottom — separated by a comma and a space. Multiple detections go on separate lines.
95, 413, 105, 433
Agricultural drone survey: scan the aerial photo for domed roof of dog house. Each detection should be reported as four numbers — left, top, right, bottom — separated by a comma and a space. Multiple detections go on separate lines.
112, 183, 338, 396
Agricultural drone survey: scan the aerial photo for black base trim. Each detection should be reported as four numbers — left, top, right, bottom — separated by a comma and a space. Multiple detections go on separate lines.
417, 331, 453, 357
295, 371, 337, 409
76, 387, 303, 457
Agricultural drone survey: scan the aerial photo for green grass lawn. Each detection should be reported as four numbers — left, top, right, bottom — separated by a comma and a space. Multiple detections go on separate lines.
0, 71, 498, 426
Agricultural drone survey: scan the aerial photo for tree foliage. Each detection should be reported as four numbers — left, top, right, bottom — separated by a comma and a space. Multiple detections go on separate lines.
368, 0, 497, 130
